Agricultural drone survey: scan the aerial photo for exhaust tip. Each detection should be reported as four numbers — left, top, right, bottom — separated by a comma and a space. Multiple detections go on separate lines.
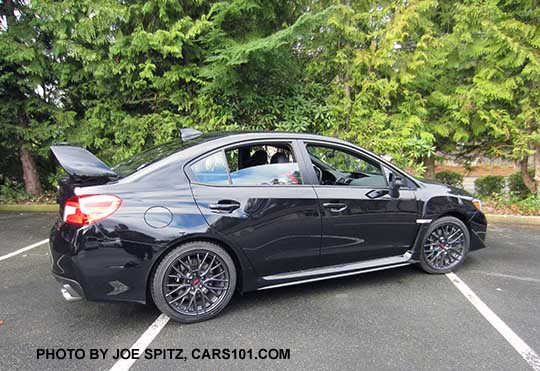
61, 284, 82, 302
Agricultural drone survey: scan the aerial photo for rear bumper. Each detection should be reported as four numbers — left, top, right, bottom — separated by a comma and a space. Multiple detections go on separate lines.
50, 220, 86, 302
49, 218, 158, 304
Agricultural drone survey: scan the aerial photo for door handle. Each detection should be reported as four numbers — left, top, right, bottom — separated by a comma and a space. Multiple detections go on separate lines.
322, 202, 348, 213
366, 189, 389, 199
209, 200, 241, 213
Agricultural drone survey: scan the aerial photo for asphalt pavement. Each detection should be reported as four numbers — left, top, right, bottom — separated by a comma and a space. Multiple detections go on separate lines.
0, 213, 538, 371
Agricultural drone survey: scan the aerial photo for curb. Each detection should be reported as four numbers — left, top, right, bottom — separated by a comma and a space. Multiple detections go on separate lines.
0, 204, 58, 213
485, 214, 540, 226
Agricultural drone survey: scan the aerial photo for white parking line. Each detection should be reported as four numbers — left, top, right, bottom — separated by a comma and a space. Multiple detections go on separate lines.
0, 238, 49, 262
446, 272, 540, 370
109, 314, 170, 371
469, 270, 540, 284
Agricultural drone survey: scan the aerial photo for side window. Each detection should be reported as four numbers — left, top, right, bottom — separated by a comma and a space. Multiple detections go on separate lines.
226, 143, 303, 185
190, 151, 229, 185
307, 144, 387, 188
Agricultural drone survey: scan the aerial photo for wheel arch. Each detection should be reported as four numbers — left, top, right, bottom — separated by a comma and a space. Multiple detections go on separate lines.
416, 212, 471, 273
145, 234, 253, 305
438, 210, 471, 230
420, 193, 476, 237
410, 209, 472, 261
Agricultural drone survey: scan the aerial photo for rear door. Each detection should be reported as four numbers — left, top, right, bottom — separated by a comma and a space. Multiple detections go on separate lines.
299, 141, 419, 266
187, 140, 321, 277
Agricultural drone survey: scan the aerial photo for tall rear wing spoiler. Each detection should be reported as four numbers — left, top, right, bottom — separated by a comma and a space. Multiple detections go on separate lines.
50, 145, 118, 178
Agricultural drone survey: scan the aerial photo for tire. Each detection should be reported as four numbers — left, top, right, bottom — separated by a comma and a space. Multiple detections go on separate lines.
151, 241, 237, 323
418, 216, 470, 274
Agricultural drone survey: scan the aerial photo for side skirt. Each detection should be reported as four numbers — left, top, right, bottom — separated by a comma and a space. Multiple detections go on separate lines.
258, 253, 412, 291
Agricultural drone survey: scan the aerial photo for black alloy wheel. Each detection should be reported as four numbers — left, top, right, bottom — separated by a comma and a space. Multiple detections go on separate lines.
419, 216, 470, 274
152, 241, 237, 323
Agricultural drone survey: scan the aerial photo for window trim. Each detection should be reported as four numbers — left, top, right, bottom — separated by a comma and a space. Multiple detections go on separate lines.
299, 140, 417, 190
185, 139, 309, 188
304, 142, 389, 189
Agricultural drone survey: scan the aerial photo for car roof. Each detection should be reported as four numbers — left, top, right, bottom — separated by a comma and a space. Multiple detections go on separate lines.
119, 131, 349, 180
121, 130, 418, 188
192, 131, 349, 146
199, 130, 332, 139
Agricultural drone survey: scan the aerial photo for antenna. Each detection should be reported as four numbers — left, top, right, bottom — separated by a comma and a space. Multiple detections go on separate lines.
180, 128, 203, 141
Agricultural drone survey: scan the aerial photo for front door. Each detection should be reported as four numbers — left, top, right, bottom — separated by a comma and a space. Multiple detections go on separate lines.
301, 142, 419, 266
188, 141, 321, 277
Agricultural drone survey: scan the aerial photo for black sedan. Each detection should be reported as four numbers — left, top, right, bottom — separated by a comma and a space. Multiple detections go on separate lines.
49, 129, 487, 323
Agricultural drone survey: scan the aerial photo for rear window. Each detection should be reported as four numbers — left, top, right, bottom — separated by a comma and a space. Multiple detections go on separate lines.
112, 134, 223, 177
190, 151, 229, 185
190, 142, 303, 186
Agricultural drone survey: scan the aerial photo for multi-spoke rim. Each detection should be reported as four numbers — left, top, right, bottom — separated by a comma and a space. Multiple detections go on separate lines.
163, 250, 230, 316
423, 223, 466, 270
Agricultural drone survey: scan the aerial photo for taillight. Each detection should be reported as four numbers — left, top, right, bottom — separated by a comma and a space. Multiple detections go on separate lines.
63, 195, 122, 226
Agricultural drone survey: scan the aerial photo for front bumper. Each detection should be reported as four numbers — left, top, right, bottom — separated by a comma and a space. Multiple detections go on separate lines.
469, 210, 488, 251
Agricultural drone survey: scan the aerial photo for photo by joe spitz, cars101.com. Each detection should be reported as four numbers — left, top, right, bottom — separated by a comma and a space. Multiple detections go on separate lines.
49, 128, 486, 323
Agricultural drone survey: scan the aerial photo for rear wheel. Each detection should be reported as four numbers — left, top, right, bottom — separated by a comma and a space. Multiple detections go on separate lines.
151, 241, 236, 323
419, 216, 470, 274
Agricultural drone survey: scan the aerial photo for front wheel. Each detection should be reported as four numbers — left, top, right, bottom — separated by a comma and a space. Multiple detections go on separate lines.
151, 241, 237, 323
418, 216, 470, 274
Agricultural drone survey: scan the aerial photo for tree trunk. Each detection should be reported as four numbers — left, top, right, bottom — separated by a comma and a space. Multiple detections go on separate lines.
520, 155, 536, 194
424, 156, 436, 179
3, 0, 15, 26
534, 144, 540, 195
17, 107, 43, 197
343, 80, 352, 123
20, 147, 43, 196
5, 1, 42, 197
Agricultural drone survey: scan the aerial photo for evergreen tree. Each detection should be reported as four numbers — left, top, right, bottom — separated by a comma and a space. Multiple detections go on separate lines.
1, 0, 539, 196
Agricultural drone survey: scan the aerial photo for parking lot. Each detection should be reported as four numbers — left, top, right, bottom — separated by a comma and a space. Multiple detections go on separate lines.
1, 212, 539, 371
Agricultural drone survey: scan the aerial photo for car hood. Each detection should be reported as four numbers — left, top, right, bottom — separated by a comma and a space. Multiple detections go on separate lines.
417, 178, 474, 198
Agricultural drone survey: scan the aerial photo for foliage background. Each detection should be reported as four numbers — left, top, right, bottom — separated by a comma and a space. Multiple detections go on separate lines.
1, 0, 540, 196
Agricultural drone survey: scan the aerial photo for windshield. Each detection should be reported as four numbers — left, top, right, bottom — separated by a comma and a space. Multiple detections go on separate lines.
112, 133, 223, 177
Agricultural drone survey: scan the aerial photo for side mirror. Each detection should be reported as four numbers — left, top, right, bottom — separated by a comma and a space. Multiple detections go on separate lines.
389, 176, 403, 198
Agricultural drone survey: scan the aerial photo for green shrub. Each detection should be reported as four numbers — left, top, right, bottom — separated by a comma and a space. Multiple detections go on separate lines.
0, 180, 32, 203
515, 195, 540, 215
487, 194, 540, 216
475, 175, 506, 197
435, 170, 464, 188
508, 170, 533, 199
